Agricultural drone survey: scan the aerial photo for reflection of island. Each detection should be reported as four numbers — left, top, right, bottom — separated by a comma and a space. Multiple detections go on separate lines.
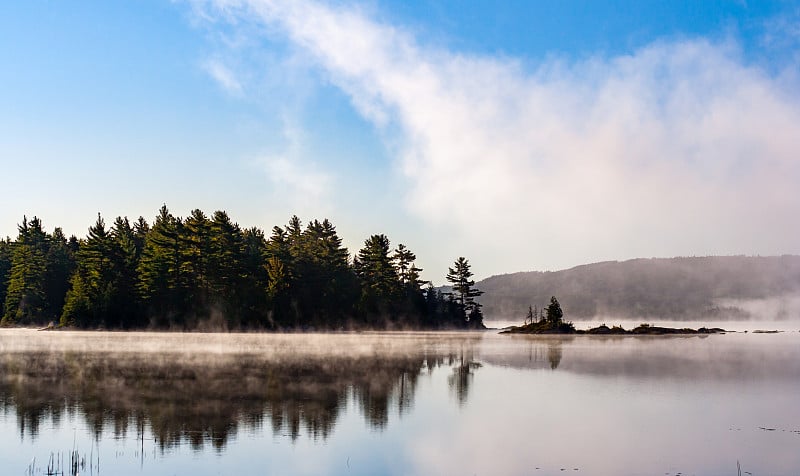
547, 341, 562, 369
0, 348, 479, 449
497, 338, 568, 370
484, 335, 800, 383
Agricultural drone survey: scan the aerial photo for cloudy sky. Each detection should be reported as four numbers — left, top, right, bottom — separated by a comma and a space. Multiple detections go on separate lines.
2, 0, 799, 282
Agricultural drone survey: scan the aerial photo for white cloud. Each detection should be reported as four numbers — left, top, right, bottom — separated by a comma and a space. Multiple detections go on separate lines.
257, 120, 332, 213
194, 0, 800, 275
203, 57, 243, 94
263, 154, 330, 201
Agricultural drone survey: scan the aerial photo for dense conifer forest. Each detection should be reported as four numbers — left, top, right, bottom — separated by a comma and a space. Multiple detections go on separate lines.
0, 207, 484, 330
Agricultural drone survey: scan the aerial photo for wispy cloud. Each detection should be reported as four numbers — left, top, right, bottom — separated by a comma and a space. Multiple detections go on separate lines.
194, 0, 800, 272
203, 57, 243, 95
262, 154, 330, 202
257, 120, 332, 213
760, 9, 800, 65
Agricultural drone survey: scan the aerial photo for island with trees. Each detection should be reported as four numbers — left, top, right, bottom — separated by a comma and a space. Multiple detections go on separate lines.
502, 296, 726, 335
0, 207, 485, 331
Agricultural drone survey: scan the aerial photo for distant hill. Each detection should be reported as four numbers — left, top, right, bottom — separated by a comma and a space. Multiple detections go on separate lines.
476, 256, 800, 322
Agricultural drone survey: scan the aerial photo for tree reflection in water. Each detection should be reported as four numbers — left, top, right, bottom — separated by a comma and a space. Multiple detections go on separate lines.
0, 345, 481, 449
448, 351, 481, 406
547, 341, 563, 369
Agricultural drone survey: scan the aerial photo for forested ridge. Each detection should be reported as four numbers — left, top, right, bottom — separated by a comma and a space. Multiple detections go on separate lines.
477, 256, 800, 321
0, 206, 484, 330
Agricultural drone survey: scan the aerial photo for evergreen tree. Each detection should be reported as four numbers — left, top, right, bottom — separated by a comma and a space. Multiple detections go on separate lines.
240, 226, 269, 327
181, 209, 212, 317
43, 228, 75, 321
546, 296, 564, 324
132, 217, 149, 258
60, 214, 139, 328
137, 205, 185, 326
265, 225, 293, 327
355, 234, 400, 315
3, 244, 46, 325
67, 235, 80, 255
290, 219, 355, 328
2, 217, 49, 325
393, 244, 425, 289
286, 215, 303, 258
423, 284, 441, 326
390, 244, 427, 327
109, 217, 142, 327
265, 257, 288, 301
61, 214, 116, 327
208, 210, 245, 327
446, 257, 484, 319
0, 238, 11, 317
314, 219, 357, 326
265, 226, 291, 266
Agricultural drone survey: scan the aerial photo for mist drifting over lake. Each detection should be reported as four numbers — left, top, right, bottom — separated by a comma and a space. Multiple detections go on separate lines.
2, 329, 799, 475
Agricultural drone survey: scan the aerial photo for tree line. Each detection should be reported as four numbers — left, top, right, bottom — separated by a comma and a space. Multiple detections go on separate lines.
0, 207, 484, 330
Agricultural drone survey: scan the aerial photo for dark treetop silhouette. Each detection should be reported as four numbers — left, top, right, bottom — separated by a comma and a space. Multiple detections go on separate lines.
0, 208, 484, 330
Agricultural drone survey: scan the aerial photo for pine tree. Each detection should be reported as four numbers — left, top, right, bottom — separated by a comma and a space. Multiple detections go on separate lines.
288, 219, 355, 327
446, 257, 483, 311
3, 244, 46, 325
60, 214, 140, 328
207, 210, 244, 327
239, 226, 269, 327
132, 216, 149, 257
423, 283, 441, 326
313, 219, 357, 325
177, 209, 214, 328
137, 205, 185, 326
392, 244, 425, 289
389, 243, 427, 326
265, 225, 294, 328
546, 296, 564, 324
61, 214, 117, 327
445, 257, 484, 327
43, 228, 75, 320
2, 217, 49, 325
0, 238, 11, 318
181, 209, 212, 312
266, 256, 288, 299
355, 234, 400, 314
286, 215, 303, 258
109, 217, 141, 327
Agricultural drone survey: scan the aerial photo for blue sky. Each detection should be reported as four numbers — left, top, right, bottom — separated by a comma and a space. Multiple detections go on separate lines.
2, 1, 800, 281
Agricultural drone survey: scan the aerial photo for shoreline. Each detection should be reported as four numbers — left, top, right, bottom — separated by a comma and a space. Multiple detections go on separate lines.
501, 322, 728, 335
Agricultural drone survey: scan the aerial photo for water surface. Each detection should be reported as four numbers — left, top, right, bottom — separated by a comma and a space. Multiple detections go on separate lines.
1, 329, 798, 475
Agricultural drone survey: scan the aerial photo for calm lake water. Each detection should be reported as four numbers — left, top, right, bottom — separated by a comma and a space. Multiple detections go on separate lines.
1, 328, 798, 475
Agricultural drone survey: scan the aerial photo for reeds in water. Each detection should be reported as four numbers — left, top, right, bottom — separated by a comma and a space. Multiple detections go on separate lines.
26, 448, 96, 476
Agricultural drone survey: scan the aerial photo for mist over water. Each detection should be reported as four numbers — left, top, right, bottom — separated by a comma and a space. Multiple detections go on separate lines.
1, 329, 799, 475
489, 318, 800, 333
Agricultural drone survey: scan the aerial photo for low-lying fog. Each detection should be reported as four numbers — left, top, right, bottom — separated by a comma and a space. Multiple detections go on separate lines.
488, 318, 800, 332
1, 329, 798, 475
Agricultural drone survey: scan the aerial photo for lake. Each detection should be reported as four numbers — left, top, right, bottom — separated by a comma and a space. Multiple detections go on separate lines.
1, 328, 798, 475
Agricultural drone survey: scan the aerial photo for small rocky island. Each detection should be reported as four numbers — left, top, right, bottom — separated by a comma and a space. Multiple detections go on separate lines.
501, 296, 726, 335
